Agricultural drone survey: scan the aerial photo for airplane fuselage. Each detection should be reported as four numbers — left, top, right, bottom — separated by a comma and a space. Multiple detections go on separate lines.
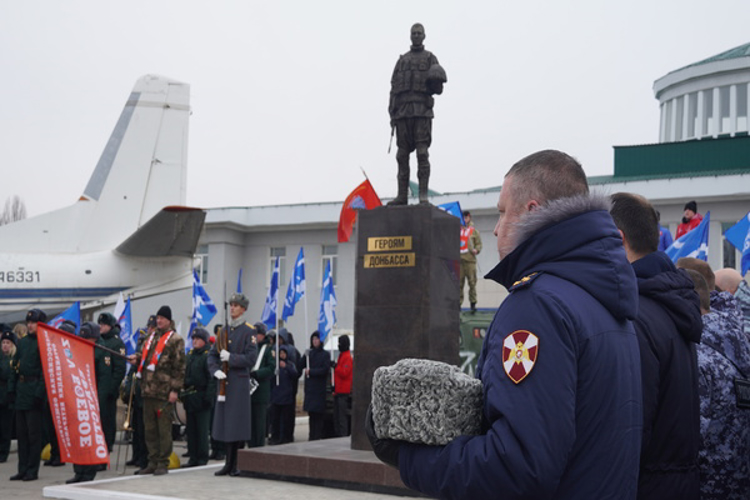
0, 251, 194, 312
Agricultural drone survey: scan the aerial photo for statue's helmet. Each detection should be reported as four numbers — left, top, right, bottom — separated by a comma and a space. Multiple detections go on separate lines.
426, 63, 447, 84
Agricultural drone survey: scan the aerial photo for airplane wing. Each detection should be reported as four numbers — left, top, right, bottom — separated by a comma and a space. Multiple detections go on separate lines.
115, 206, 205, 257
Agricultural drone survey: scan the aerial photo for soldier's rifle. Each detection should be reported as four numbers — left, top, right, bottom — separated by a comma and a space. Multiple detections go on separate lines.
217, 283, 229, 402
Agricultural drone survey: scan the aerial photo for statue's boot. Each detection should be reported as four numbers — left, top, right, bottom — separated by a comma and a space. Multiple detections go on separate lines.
388, 153, 410, 206
417, 161, 430, 205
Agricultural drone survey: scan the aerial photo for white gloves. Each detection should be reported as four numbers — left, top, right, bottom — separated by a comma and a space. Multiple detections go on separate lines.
220, 349, 231, 362
214, 370, 227, 380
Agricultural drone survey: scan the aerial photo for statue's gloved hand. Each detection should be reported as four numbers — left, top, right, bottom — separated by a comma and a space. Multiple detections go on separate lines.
214, 370, 227, 380
365, 404, 401, 469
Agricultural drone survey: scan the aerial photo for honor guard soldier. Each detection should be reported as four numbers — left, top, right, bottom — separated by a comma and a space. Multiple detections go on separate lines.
97, 312, 127, 456
208, 293, 258, 476
127, 306, 185, 476
64, 322, 108, 483
9, 309, 48, 481
182, 327, 215, 466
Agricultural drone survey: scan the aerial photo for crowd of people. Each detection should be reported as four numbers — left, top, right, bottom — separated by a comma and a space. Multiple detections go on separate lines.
367, 149, 750, 500
0, 293, 354, 483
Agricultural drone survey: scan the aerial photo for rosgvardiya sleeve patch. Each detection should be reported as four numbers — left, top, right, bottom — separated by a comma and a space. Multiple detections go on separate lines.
503, 330, 539, 384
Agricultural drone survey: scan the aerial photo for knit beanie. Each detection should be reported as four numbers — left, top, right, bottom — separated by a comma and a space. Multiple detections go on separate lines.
156, 306, 172, 322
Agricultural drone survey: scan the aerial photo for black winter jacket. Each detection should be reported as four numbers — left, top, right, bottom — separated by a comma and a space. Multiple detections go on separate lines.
632, 252, 702, 500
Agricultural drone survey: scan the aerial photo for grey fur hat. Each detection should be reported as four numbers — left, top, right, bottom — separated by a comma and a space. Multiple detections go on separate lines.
229, 293, 249, 309
371, 358, 483, 446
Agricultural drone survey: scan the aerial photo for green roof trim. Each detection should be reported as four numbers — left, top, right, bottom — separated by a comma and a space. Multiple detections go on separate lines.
672, 42, 750, 74
614, 135, 750, 178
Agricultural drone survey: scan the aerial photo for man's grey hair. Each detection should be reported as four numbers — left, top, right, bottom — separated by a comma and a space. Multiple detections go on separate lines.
505, 150, 589, 208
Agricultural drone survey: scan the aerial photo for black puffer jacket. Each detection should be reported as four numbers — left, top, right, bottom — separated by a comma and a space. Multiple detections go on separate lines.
301, 333, 330, 414
631, 251, 702, 500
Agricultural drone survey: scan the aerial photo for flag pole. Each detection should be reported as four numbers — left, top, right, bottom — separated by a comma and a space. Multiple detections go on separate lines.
45, 325, 128, 359
304, 290, 309, 337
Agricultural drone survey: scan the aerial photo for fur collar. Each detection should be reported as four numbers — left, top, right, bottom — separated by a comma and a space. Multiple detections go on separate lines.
513, 192, 611, 248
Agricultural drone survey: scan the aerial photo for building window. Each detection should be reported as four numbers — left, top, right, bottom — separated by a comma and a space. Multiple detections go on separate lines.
720, 85, 731, 134
675, 96, 684, 141
687, 92, 698, 138
703, 90, 714, 136
270, 247, 287, 288
664, 99, 673, 141
322, 245, 338, 286
195, 244, 209, 284
737, 84, 748, 133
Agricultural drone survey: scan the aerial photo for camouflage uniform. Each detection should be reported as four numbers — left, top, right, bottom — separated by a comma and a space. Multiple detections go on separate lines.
136, 326, 185, 471
459, 223, 482, 307
697, 291, 750, 499
734, 280, 750, 337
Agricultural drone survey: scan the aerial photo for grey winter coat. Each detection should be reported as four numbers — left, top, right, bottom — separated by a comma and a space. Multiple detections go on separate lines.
208, 319, 258, 442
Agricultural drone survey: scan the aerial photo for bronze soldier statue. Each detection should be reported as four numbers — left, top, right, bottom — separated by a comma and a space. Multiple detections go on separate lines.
388, 23, 447, 205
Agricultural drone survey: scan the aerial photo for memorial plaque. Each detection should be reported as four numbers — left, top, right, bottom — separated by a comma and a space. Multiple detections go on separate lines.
351, 204, 460, 450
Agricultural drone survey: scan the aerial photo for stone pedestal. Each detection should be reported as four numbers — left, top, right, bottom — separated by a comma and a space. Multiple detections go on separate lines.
351, 204, 460, 450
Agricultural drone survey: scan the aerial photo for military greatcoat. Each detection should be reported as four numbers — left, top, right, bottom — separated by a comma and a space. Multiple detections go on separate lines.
208, 320, 258, 442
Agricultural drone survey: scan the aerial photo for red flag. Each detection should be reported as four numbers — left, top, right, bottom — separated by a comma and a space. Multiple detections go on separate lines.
38, 323, 109, 465
338, 179, 382, 242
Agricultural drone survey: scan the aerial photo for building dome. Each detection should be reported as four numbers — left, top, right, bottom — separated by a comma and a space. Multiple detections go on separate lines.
653, 42, 750, 142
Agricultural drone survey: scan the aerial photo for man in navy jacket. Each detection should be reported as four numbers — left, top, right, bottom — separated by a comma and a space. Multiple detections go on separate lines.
610, 193, 702, 499
369, 150, 643, 499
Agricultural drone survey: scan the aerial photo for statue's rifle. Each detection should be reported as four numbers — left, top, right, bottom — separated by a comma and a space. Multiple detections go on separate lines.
217, 283, 229, 402
387, 125, 395, 154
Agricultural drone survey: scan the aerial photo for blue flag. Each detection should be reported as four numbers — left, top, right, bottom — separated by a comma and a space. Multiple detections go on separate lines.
665, 211, 710, 263
189, 270, 218, 351
261, 257, 280, 330
282, 248, 306, 321
119, 298, 136, 355
192, 270, 218, 326
438, 201, 466, 226
50, 302, 80, 333
236, 268, 243, 294
724, 212, 750, 252
318, 260, 337, 343
723, 212, 750, 276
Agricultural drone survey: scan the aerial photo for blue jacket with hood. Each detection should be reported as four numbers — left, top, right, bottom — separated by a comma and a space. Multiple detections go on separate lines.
399, 194, 642, 499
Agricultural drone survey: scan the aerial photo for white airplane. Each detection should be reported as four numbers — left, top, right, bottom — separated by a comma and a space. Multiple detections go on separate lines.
0, 74, 205, 320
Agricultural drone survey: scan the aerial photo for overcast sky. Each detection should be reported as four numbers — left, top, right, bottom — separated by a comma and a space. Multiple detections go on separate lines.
1, 1, 749, 218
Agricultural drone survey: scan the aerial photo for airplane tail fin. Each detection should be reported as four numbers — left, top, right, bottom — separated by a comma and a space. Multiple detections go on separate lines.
0, 75, 191, 254
116, 206, 205, 257
80, 74, 191, 251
